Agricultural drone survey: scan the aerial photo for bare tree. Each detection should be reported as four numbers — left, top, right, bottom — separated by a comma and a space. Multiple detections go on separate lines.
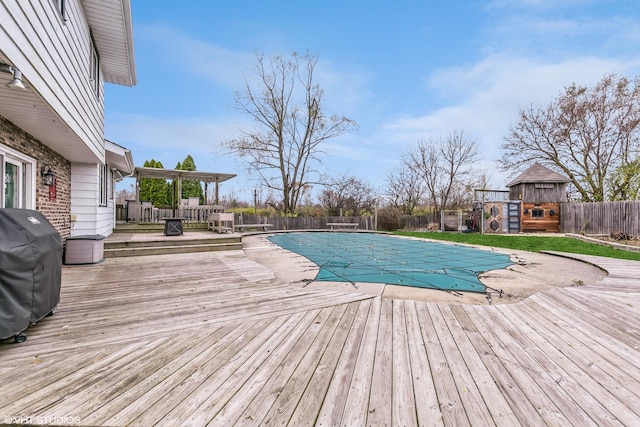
384, 167, 425, 215
319, 174, 377, 216
226, 52, 358, 215
500, 73, 640, 202
403, 130, 479, 214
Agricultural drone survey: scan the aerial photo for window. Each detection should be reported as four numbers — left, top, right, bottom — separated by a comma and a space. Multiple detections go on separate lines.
99, 164, 107, 206
53, 0, 66, 22
531, 208, 544, 218
1, 145, 35, 209
90, 35, 100, 97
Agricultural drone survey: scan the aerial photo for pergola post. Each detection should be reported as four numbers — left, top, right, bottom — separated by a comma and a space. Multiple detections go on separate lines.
215, 178, 219, 205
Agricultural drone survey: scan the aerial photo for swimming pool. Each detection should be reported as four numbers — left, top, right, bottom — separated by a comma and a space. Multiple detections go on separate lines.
268, 232, 513, 293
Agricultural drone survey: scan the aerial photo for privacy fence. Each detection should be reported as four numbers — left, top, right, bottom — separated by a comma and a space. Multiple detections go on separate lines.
117, 202, 640, 237
561, 201, 640, 236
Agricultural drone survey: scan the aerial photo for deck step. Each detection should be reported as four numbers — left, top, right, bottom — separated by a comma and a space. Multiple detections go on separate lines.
105, 237, 239, 250
104, 242, 242, 257
114, 224, 208, 233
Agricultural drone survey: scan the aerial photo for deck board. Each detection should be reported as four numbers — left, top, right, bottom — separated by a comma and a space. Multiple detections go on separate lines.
1, 248, 639, 426
415, 301, 470, 426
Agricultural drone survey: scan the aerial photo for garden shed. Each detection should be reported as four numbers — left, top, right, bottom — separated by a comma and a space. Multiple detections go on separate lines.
507, 163, 571, 233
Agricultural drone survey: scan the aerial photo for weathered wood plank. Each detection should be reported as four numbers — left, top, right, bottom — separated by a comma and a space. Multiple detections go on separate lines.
316, 299, 372, 426
257, 305, 348, 426
210, 309, 326, 425
494, 304, 633, 425
531, 292, 640, 371
391, 300, 418, 427
365, 297, 393, 427
83, 323, 247, 425
438, 304, 521, 426
414, 301, 470, 426
403, 300, 444, 426
165, 311, 313, 425
427, 303, 495, 426
340, 297, 382, 426
509, 300, 640, 424
0, 339, 161, 418
480, 305, 604, 426
450, 305, 542, 425
461, 306, 573, 426
286, 302, 360, 426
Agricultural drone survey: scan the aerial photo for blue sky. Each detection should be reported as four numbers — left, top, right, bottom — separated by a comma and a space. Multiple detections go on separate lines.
106, 0, 640, 201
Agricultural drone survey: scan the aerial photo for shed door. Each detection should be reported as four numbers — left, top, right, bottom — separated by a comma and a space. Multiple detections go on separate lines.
507, 202, 521, 233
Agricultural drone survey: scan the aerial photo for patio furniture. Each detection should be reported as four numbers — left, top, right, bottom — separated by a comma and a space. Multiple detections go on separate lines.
208, 212, 234, 233
65, 234, 105, 264
234, 223, 273, 232
326, 222, 359, 230
141, 202, 153, 222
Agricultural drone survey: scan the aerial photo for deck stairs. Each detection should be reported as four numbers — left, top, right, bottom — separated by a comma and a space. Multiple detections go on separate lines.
105, 223, 242, 258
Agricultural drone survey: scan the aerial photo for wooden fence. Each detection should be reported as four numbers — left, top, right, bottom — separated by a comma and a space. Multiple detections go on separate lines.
561, 201, 640, 236
235, 213, 439, 231
236, 214, 377, 230
115, 206, 440, 232
117, 201, 639, 237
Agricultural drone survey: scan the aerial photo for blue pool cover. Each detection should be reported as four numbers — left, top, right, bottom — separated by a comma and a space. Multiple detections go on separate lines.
268, 232, 513, 293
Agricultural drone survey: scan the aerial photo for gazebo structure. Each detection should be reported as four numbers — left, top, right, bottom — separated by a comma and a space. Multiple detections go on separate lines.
129, 167, 236, 223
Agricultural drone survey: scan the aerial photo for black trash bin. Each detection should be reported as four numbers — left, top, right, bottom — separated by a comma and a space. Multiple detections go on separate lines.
0, 208, 62, 343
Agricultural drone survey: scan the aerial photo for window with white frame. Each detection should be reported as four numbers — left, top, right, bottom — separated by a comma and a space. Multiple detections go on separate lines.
1, 144, 35, 209
99, 164, 107, 206
90, 35, 100, 98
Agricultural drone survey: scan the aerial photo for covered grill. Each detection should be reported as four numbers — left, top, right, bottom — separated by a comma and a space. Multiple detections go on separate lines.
0, 209, 62, 343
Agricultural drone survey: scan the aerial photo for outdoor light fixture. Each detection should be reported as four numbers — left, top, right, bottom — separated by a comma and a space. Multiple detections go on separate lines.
40, 164, 56, 186
0, 63, 26, 90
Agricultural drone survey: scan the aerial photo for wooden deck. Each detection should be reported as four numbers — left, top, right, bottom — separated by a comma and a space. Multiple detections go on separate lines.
1, 248, 639, 426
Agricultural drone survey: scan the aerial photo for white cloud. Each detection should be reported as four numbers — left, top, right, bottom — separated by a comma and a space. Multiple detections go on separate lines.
138, 24, 253, 88
369, 55, 637, 188
384, 55, 633, 148
106, 112, 251, 152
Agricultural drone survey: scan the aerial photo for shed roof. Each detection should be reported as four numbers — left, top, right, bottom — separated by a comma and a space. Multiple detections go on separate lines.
507, 163, 571, 187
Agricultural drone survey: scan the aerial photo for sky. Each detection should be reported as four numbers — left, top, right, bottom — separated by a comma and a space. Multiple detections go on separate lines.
105, 0, 640, 202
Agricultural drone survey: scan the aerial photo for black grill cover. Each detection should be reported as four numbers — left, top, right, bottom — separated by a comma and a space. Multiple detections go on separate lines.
0, 208, 62, 340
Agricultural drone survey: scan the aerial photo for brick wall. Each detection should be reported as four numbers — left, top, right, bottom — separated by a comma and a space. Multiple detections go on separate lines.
0, 115, 72, 239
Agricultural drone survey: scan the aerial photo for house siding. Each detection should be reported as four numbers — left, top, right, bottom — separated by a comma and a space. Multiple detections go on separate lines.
0, 0, 105, 161
509, 182, 568, 204
70, 164, 117, 237
0, 115, 71, 239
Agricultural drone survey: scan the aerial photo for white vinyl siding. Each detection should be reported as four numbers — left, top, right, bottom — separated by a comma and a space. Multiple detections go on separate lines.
0, 0, 105, 162
70, 163, 115, 237
53, 0, 66, 22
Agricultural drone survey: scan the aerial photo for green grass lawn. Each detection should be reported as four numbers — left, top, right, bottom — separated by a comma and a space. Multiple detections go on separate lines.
393, 231, 640, 261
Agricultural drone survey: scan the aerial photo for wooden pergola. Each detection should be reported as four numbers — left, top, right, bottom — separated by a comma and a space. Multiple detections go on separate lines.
133, 167, 236, 221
